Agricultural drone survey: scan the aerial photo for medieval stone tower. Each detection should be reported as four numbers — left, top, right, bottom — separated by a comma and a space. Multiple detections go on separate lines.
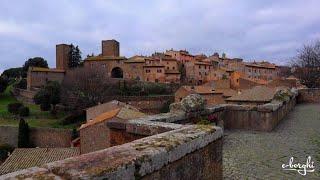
56, 44, 71, 70
102, 40, 120, 57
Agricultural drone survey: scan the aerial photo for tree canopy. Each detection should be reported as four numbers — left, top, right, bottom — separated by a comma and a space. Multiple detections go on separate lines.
0, 77, 9, 93
34, 81, 61, 114
68, 44, 82, 68
292, 41, 320, 88
22, 57, 48, 72
1, 67, 24, 79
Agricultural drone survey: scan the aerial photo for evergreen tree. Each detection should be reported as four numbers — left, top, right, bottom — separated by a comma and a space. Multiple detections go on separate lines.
22, 57, 48, 73
68, 44, 82, 68
18, 118, 29, 148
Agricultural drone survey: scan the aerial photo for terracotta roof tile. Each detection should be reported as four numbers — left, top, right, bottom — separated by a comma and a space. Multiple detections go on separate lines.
0, 148, 79, 175
79, 108, 121, 130
226, 86, 277, 102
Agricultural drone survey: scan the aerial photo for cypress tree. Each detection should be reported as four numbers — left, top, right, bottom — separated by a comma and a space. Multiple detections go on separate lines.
18, 118, 29, 148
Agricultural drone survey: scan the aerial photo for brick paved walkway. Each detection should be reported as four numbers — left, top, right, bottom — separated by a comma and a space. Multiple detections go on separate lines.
223, 104, 320, 179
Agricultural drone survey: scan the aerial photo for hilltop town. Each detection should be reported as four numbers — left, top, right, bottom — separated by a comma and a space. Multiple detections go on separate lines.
27, 39, 293, 90
0, 39, 319, 179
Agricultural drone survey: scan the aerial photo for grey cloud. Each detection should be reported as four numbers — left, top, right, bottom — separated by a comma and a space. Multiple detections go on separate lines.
0, 0, 320, 73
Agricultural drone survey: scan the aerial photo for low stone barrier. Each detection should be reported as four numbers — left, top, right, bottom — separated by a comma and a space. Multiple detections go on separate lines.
0, 126, 72, 148
224, 95, 297, 131
1, 121, 223, 179
11, 88, 37, 104
297, 88, 320, 103
1, 95, 224, 179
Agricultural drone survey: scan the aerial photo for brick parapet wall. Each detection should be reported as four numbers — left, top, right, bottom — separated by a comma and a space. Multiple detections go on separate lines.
1, 125, 223, 179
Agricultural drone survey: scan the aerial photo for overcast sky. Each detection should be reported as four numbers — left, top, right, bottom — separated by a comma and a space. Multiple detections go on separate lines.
1, 0, 320, 73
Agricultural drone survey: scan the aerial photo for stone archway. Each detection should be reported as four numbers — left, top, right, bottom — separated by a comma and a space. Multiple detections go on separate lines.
111, 67, 123, 78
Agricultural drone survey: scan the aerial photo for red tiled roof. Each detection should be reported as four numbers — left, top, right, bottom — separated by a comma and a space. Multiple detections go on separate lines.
226, 86, 277, 102
0, 148, 80, 175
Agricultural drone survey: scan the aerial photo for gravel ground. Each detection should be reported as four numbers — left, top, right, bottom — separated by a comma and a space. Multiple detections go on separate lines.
223, 104, 320, 179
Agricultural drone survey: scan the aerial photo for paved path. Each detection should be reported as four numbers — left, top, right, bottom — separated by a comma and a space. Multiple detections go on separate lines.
223, 104, 320, 179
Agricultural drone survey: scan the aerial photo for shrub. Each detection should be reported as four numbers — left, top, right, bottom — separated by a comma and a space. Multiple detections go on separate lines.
61, 110, 86, 125
19, 106, 30, 117
34, 81, 60, 113
7, 103, 23, 114
0, 144, 14, 161
0, 77, 9, 93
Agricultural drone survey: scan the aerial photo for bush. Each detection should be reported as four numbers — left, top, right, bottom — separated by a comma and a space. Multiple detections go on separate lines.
7, 103, 23, 114
61, 110, 86, 125
19, 106, 30, 117
0, 144, 14, 161
0, 77, 9, 93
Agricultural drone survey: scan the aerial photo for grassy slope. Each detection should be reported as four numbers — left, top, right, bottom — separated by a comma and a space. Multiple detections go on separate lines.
0, 85, 78, 129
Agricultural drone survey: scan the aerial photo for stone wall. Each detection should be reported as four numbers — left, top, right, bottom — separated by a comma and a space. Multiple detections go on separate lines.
11, 88, 37, 104
0, 126, 18, 147
104, 95, 174, 114
297, 88, 320, 103
29, 128, 72, 148
1, 125, 223, 179
224, 94, 297, 131
0, 126, 72, 148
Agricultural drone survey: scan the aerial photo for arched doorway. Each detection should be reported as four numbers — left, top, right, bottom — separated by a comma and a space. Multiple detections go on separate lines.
111, 67, 123, 78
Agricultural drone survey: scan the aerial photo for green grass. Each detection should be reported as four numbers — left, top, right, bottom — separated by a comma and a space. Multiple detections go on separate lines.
0, 85, 79, 129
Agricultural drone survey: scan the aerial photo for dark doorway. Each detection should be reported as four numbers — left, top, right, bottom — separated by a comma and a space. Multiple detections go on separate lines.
111, 67, 123, 78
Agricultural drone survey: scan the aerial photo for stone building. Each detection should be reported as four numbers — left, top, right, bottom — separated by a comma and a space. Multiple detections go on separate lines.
56, 44, 71, 70
165, 49, 195, 63
80, 101, 146, 154
226, 86, 279, 105
27, 67, 65, 90
175, 85, 226, 105
0, 148, 79, 175
185, 61, 213, 84
27, 44, 69, 90
243, 62, 278, 81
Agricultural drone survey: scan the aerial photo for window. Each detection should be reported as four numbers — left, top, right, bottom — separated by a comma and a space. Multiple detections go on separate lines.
173, 67, 175, 70
147, 78, 149, 81
102, 64, 106, 68
157, 69, 162, 73
237, 79, 239, 83
155, 79, 159, 83
199, 65, 201, 68
167, 67, 169, 70
199, 72, 201, 75
146, 69, 151, 73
